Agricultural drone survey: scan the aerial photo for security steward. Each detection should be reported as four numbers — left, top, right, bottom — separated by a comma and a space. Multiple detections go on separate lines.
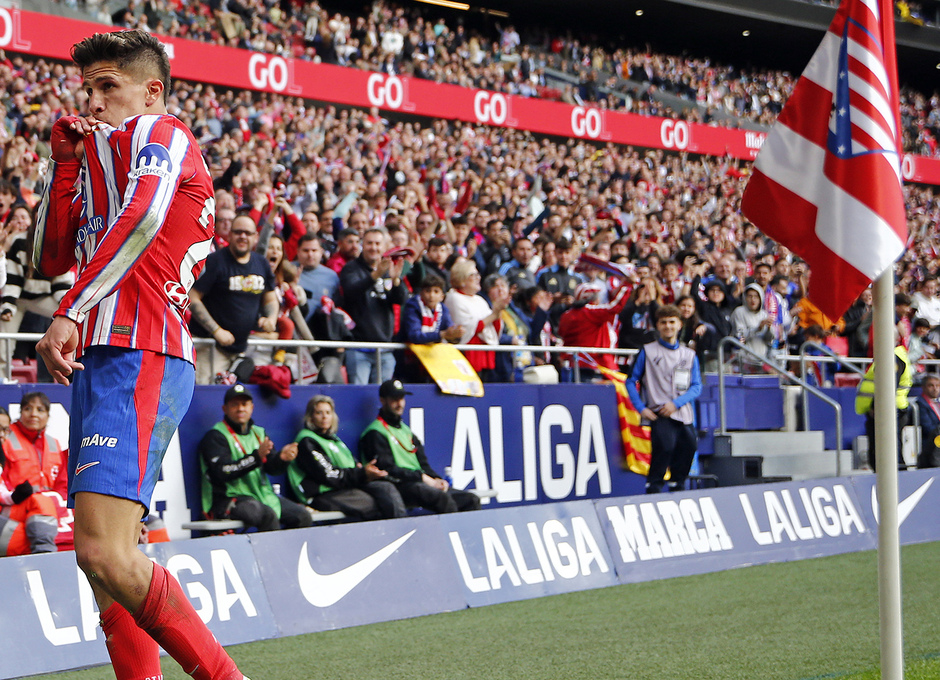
359, 380, 480, 514
198, 384, 313, 531
855, 341, 912, 471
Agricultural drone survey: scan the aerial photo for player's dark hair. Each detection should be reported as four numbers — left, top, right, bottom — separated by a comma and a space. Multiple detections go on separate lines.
298, 233, 321, 247
21, 391, 50, 412
71, 30, 171, 103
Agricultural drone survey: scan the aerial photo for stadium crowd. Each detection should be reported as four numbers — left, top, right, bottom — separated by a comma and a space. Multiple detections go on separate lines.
0, 3, 935, 552
0, 43, 937, 386
47, 0, 940, 155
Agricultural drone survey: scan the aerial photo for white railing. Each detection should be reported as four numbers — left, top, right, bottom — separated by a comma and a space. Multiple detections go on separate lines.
0, 332, 637, 384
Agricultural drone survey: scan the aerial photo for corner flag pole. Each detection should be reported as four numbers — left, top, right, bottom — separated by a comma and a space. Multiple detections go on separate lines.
874, 2, 904, 678
872, 271, 903, 680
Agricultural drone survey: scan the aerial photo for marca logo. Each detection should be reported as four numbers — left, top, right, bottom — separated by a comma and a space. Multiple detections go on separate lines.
739, 484, 865, 546
447, 404, 611, 503
80, 433, 118, 449
27, 550, 256, 645
605, 496, 733, 563
449, 517, 609, 593
745, 131, 766, 149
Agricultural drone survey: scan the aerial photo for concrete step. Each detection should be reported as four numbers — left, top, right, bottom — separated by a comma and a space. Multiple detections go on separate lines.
716, 430, 825, 457
757, 449, 855, 481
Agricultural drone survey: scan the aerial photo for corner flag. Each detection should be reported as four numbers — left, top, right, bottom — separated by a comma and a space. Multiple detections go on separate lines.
741, 0, 906, 321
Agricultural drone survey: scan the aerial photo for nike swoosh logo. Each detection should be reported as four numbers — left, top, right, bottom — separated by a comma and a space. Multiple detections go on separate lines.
297, 529, 416, 607
74, 461, 100, 476
870, 478, 934, 526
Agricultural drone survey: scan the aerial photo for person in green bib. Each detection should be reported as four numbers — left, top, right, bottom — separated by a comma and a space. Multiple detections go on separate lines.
198, 384, 313, 531
359, 380, 481, 514
288, 395, 406, 520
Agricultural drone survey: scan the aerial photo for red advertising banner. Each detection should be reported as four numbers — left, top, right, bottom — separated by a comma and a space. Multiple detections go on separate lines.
6, 8, 940, 185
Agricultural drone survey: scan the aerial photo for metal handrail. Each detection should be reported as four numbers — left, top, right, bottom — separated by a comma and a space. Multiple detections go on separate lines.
798, 341, 866, 431
0, 332, 638, 384
797, 342, 921, 464
718, 336, 844, 475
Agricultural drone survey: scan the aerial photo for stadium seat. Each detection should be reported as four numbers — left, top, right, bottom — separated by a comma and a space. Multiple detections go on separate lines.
834, 373, 862, 388
10, 359, 37, 384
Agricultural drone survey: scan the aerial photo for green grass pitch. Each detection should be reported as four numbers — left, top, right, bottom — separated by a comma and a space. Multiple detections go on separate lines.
42, 541, 940, 680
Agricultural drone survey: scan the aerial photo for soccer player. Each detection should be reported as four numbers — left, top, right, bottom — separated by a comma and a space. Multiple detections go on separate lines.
33, 30, 243, 680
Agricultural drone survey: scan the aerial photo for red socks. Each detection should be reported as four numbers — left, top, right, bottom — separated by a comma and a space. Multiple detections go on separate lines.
101, 602, 162, 680
133, 564, 241, 680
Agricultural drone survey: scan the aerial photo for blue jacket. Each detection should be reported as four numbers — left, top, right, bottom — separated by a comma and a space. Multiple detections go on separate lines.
397, 294, 455, 344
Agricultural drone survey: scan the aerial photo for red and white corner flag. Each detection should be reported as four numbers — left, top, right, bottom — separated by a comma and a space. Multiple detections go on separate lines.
741, 0, 906, 321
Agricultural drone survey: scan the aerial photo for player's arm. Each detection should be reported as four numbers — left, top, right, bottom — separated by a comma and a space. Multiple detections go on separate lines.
56, 117, 201, 324
33, 167, 82, 278
33, 116, 99, 276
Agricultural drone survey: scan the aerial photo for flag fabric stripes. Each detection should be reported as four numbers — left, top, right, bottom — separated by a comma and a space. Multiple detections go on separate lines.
741, 0, 906, 321
596, 366, 656, 477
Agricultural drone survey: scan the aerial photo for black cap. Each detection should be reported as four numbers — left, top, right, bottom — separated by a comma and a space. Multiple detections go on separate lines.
379, 379, 412, 399
224, 384, 253, 403
704, 279, 726, 292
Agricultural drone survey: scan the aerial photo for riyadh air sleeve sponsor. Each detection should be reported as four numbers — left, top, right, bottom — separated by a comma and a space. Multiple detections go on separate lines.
440, 501, 617, 606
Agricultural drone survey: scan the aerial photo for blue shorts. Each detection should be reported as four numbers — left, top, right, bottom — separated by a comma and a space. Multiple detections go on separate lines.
68, 346, 195, 510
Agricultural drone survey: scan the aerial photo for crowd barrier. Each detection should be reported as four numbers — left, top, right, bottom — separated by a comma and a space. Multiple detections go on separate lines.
0, 381, 644, 541
2, 469, 938, 678
1, 8, 940, 184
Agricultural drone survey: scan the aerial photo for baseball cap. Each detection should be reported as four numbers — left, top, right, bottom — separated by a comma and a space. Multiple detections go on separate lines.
224, 384, 253, 403
379, 379, 412, 399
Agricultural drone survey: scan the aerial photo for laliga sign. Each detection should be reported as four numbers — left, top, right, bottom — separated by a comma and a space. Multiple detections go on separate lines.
660, 120, 690, 150
367, 74, 415, 111
248, 54, 295, 93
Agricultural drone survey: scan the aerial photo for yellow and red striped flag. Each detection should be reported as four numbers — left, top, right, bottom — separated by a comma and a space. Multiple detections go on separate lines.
596, 366, 654, 476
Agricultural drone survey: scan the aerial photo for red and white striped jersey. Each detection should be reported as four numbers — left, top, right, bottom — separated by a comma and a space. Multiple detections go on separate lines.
34, 114, 215, 363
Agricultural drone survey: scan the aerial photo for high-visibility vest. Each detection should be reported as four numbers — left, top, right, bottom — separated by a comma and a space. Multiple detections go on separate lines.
1, 422, 63, 492
855, 346, 912, 415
